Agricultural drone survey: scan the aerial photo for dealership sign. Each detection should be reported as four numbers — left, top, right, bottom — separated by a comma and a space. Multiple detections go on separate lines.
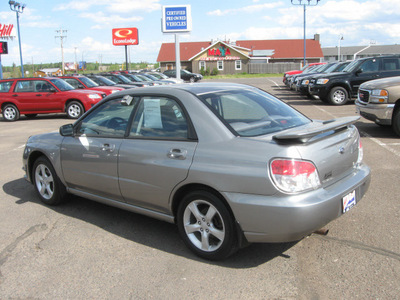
112, 28, 139, 46
0, 24, 14, 38
162, 5, 192, 33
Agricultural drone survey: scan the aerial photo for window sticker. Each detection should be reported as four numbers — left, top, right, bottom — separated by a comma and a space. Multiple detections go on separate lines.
144, 99, 163, 128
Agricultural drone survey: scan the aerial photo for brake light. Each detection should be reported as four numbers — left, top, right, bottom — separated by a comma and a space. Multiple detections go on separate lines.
357, 140, 363, 166
270, 159, 321, 193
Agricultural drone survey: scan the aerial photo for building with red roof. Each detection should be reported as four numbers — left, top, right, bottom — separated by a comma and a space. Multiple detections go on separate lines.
157, 34, 323, 75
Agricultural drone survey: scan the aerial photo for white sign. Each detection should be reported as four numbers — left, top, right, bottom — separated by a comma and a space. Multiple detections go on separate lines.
162, 5, 192, 33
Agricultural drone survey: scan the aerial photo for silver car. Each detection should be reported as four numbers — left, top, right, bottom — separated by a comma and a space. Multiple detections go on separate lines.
22, 83, 371, 260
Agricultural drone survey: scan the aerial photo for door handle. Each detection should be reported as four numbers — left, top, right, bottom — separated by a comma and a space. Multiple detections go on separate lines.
167, 148, 187, 160
101, 143, 115, 152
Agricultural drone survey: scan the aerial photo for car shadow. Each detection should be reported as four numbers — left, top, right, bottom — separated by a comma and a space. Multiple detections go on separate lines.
3, 178, 297, 268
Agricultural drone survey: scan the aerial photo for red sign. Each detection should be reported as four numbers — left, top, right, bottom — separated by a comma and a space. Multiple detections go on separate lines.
0, 24, 14, 38
112, 28, 139, 46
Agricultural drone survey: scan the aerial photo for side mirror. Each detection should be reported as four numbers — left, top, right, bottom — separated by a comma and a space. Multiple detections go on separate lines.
78, 84, 85, 89
355, 69, 363, 76
59, 124, 74, 136
49, 87, 57, 92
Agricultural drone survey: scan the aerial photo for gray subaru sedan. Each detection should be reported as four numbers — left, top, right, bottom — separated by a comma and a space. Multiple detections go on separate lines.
22, 83, 370, 260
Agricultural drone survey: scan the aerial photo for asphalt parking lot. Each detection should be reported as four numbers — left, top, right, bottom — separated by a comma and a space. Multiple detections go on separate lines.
1, 77, 399, 299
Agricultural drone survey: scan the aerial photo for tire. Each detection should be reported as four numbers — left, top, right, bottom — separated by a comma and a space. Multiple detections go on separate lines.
66, 101, 84, 119
189, 77, 195, 83
328, 86, 349, 105
392, 109, 400, 136
33, 156, 67, 206
177, 190, 238, 260
2, 104, 20, 121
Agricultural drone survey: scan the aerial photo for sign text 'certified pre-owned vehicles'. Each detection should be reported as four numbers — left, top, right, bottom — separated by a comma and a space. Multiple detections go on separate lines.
22, 83, 370, 260
308, 55, 400, 105
0, 77, 106, 121
356, 76, 400, 136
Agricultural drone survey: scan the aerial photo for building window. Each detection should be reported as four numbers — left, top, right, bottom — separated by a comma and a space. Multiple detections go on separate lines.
199, 61, 206, 71
235, 60, 242, 70
217, 61, 223, 71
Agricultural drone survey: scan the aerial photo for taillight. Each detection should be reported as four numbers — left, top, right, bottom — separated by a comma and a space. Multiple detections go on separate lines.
270, 159, 321, 193
357, 139, 363, 166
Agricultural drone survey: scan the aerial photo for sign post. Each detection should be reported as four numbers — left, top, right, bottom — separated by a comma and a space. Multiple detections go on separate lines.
112, 27, 139, 71
162, 5, 192, 80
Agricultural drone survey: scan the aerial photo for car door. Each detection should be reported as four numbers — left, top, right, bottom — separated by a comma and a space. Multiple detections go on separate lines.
61, 96, 136, 201
350, 58, 381, 96
12, 80, 39, 111
118, 96, 198, 214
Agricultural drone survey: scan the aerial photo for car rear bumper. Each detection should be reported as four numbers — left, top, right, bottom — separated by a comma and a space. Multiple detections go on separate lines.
223, 164, 370, 243
355, 100, 394, 125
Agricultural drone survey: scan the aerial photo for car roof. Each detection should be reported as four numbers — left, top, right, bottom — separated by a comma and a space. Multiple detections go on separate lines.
113, 82, 257, 98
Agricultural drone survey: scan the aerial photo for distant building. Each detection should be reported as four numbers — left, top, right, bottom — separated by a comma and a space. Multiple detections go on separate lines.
322, 45, 400, 61
157, 35, 323, 74
34, 68, 62, 77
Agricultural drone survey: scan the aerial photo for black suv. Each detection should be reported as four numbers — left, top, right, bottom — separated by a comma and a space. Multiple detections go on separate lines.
308, 55, 400, 105
163, 69, 202, 83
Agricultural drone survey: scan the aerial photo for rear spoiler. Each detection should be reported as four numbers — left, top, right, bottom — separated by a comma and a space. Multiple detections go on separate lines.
273, 116, 360, 144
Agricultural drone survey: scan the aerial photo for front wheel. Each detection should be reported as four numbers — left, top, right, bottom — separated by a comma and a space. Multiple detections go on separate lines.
189, 77, 195, 83
66, 101, 84, 119
328, 86, 349, 105
33, 156, 67, 205
392, 109, 400, 136
177, 190, 238, 260
2, 104, 20, 121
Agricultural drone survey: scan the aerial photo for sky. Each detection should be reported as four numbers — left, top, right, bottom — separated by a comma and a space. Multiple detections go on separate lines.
1, 0, 400, 67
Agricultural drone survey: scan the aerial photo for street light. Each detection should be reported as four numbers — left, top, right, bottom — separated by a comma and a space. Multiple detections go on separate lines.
291, 0, 320, 67
338, 34, 344, 61
9, 0, 26, 78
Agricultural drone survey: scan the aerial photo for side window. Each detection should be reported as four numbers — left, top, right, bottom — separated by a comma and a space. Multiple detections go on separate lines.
130, 97, 188, 139
359, 59, 379, 72
34, 80, 52, 92
15, 80, 35, 92
0, 81, 13, 92
382, 58, 400, 70
77, 96, 137, 137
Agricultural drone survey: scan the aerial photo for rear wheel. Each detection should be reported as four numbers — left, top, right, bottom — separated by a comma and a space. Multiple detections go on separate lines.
328, 86, 349, 105
2, 104, 20, 121
33, 156, 67, 205
177, 190, 238, 260
66, 101, 84, 119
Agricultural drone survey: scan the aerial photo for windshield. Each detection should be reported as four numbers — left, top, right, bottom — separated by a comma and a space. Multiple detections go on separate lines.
342, 59, 362, 72
90, 76, 116, 86
50, 78, 74, 91
80, 77, 99, 88
197, 88, 310, 137
116, 75, 133, 83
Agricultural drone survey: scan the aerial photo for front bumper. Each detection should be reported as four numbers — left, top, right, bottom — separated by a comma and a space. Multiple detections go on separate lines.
308, 84, 328, 98
223, 164, 370, 243
355, 100, 395, 125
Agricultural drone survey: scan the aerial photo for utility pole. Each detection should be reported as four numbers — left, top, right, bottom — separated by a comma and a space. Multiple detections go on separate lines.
74, 47, 77, 73
291, 0, 320, 67
55, 28, 67, 75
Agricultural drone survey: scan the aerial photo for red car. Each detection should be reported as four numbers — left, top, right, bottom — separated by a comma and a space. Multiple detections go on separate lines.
60, 75, 124, 95
283, 62, 326, 85
0, 77, 106, 121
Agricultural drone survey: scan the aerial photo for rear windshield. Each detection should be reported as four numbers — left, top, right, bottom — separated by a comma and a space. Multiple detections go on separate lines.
0, 81, 13, 92
197, 88, 310, 137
